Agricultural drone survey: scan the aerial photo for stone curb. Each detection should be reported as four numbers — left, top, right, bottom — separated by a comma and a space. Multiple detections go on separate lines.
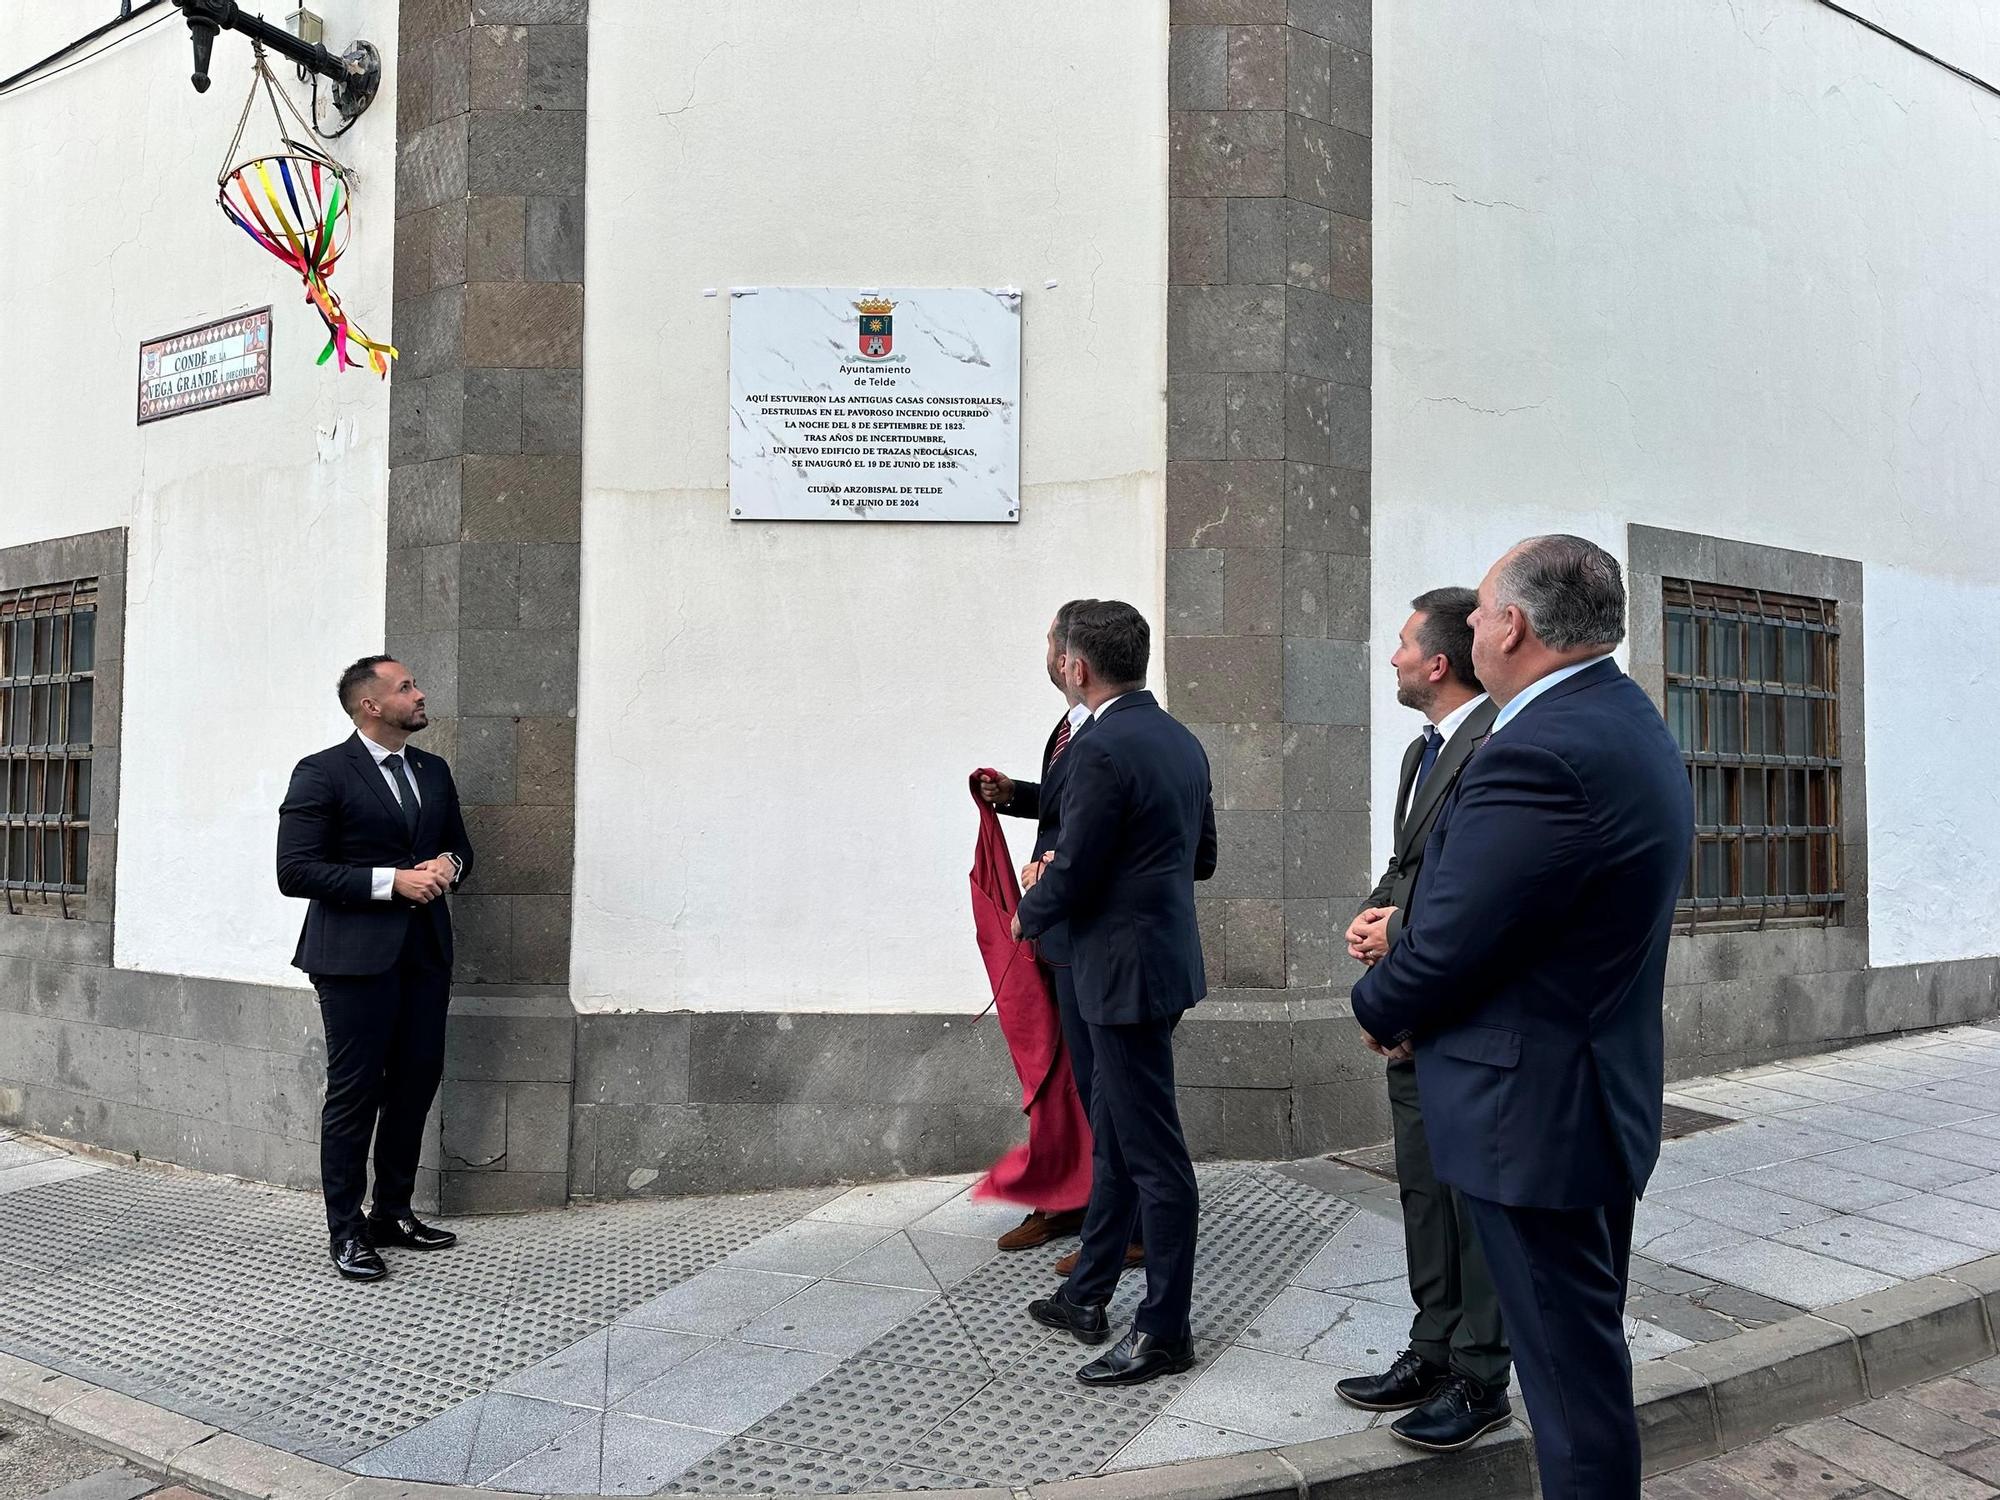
3, 1255, 1998, 1500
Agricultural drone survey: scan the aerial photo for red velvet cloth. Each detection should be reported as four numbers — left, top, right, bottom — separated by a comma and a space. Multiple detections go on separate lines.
965, 769, 1093, 1212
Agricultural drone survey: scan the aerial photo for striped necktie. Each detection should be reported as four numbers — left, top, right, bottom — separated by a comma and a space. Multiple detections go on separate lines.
1049, 716, 1073, 766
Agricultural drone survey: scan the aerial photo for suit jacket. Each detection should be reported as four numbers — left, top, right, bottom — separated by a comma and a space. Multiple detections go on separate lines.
1015, 691, 1218, 1026
1001, 712, 1088, 964
1350, 661, 1694, 1209
276, 733, 476, 977
1364, 697, 1499, 947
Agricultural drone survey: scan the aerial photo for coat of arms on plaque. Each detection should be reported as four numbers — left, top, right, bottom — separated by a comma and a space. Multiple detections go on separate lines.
855, 296, 895, 358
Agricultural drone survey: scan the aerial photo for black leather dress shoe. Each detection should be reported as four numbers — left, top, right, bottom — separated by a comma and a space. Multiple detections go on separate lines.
330, 1236, 387, 1281
1076, 1330, 1197, 1386
1334, 1347, 1449, 1411
1027, 1291, 1110, 1344
1389, 1371, 1513, 1451
365, 1212, 458, 1251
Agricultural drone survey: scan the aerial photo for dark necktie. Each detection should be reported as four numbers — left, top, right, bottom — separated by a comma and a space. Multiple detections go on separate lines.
1412, 725, 1443, 795
1049, 715, 1073, 766
383, 753, 420, 839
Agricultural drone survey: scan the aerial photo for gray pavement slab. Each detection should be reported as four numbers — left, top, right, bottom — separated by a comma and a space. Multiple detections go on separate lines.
903, 1231, 1000, 1290
1108, 1415, 1273, 1470
1818, 1143, 1993, 1193
1166, 1346, 1376, 1444
1776, 1215, 1987, 1279
0, 1424, 144, 1500
1898, 1130, 2000, 1172
20, 1029, 2000, 1495
617, 1268, 814, 1338
466, 1392, 597, 1484
609, 1340, 841, 1433
1888, 1078, 2000, 1112
1742, 1069, 1892, 1105
807, 1181, 971, 1230
485, 1409, 605, 1493
721, 1222, 897, 1279
1735, 1158, 1928, 1212
1775, 1102, 1934, 1142
1651, 1177, 1837, 1235
825, 1233, 945, 1292
598, 1414, 731, 1496
1674, 1236, 1898, 1307
1862, 1194, 2000, 1253
732, 1280, 937, 1358
0, 1160, 103, 1197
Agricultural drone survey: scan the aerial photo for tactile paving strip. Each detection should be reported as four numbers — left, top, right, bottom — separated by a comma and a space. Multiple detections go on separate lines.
0, 1157, 1354, 1492
850, 1305, 990, 1376
870, 1462, 985, 1492
0, 1165, 820, 1464
666, 1438, 887, 1496
899, 1380, 1147, 1485
728, 1358, 990, 1462
663, 1166, 1356, 1492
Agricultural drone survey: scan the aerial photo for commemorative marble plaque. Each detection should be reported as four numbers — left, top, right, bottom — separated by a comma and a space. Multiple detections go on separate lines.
729, 286, 1021, 522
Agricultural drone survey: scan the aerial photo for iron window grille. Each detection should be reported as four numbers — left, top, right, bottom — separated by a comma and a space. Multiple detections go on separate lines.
0, 578, 96, 915
1663, 578, 1842, 930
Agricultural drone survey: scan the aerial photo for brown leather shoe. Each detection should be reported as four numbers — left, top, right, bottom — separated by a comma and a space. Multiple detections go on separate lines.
997, 1209, 1086, 1251
1054, 1243, 1145, 1276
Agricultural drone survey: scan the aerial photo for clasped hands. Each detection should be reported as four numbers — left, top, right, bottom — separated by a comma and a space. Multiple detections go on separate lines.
1346, 905, 1412, 1062
1007, 851, 1057, 941
392, 857, 457, 905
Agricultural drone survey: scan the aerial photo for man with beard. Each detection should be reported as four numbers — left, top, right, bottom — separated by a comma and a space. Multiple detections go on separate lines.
979, 598, 1137, 1263
1336, 589, 1510, 1450
277, 656, 475, 1282
1351, 537, 1693, 1499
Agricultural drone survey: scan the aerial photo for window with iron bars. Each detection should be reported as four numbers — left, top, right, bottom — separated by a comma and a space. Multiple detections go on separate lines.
1663, 579, 1842, 928
0, 579, 96, 914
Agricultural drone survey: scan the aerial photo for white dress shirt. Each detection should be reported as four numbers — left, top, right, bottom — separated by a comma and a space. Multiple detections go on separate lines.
1092, 691, 1131, 720
357, 732, 457, 902
1401, 692, 1490, 822
1064, 700, 1091, 733
1431, 692, 1490, 745
1489, 655, 1616, 737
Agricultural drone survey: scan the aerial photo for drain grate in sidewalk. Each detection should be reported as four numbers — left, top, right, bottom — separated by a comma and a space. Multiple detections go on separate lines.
1660, 1102, 1733, 1139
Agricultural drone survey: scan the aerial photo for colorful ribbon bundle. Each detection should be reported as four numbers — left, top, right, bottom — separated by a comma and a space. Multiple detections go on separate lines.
216, 46, 395, 376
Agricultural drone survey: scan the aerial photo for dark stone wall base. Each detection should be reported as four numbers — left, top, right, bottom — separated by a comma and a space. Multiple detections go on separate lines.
5, 954, 1997, 1202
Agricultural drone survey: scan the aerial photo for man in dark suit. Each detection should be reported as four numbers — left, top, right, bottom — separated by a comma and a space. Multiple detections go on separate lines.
977, 598, 1099, 1256
1336, 588, 1512, 1451
1013, 601, 1217, 1387
277, 656, 476, 1283
1351, 537, 1693, 1500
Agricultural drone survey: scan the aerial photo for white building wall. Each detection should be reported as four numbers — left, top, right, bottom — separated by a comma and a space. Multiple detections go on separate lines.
574, 2, 1168, 1013
1373, 0, 2000, 968
0, 0, 397, 986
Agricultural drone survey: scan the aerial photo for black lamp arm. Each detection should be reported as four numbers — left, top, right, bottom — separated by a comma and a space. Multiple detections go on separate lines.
173, 0, 379, 119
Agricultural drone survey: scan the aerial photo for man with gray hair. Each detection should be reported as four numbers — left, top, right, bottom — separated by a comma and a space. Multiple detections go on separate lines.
1350, 535, 1694, 1499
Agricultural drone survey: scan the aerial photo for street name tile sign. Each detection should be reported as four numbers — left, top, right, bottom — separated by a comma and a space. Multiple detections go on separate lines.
136, 309, 273, 424
729, 287, 1021, 522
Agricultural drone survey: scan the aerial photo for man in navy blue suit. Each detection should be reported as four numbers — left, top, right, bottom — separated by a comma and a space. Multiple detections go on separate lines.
977, 598, 1099, 1257
1011, 600, 1218, 1386
1351, 536, 1693, 1499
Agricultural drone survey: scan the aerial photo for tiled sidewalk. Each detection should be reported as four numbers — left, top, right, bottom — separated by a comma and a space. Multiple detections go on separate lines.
4, 1022, 2000, 1494
1646, 1356, 2000, 1499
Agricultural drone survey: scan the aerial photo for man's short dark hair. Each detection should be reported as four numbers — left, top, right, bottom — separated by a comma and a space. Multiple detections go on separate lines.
1496, 535, 1627, 651
338, 655, 396, 715
1410, 587, 1481, 691
1065, 601, 1150, 688
1054, 598, 1100, 651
